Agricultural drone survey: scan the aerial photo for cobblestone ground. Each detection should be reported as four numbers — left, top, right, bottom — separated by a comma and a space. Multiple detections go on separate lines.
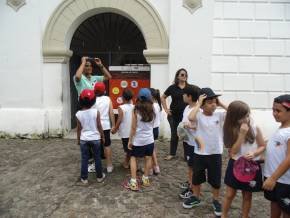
0, 139, 270, 218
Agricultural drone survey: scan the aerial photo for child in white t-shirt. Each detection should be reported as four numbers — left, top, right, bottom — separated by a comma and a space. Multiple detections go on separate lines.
263, 94, 290, 217
111, 89, 134, 169
76, 89, 105, 184
93, 82, 115, 173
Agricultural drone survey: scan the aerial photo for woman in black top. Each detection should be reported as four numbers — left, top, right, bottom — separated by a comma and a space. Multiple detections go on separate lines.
161, 68, 188, 160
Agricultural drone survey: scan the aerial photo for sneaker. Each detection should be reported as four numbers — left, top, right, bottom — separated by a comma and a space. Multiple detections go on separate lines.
80, 178, 88, 184
212, 200, 222, 216
142, 175, 150, 187
153, 166, 160, 175
179, 181, 190, 189
107, 165, 114, 173
88, 163, 95, 173
179, 188, 193, 199
97, 173, 106, 183
182, 196, 201, 209
128, 178, 139, 191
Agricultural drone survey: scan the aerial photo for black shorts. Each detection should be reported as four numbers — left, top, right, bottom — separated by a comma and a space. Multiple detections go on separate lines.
264, 177, 290, 214
131, 143, 154, 158
121, 138, 131, 155
224, 159, 263, 192
103, 129, 111, 147
153, 127, 159, 140
183, 142, 195, 167
192, 153, 222, 189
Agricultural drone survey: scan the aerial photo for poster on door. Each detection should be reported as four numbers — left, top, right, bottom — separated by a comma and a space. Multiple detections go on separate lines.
108, 65, 150, 110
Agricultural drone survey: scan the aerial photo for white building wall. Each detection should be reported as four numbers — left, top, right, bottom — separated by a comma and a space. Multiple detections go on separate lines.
212, 0, 290, 137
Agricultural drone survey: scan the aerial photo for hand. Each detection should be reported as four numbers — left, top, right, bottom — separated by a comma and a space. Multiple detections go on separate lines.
81, 56, 88, 64
198, 94, 207, 106
128, 141, 133, 150
111, 127, 117, 134
240, 123, 249, 135
183, 123, 190, 129
263, 177, 276, 191
94, 58, 103, 67
101, 137, 105, 145
165, 108, 172, 116
244, 151, 255, 160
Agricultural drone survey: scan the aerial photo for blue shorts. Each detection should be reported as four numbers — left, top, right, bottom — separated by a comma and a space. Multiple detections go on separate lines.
131, 143, 154, 157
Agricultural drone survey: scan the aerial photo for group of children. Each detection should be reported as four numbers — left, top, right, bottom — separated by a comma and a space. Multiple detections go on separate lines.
76, 81, 290, 218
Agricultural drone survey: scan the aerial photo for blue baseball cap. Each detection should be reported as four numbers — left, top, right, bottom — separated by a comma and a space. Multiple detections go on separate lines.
137, 88, 152, 101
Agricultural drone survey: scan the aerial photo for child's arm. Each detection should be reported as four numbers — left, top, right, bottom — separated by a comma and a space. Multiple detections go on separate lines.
109, 100, 115, 129
128, 111, 137, 150
230, 123, 248, 157
217, 98, 228, 110
244, 126, 266, 160
188, 94, 207, 122
263, 139, 290, 191
111, 106, 123, 134
96, 111, 105, 144
76, 118, 81, 145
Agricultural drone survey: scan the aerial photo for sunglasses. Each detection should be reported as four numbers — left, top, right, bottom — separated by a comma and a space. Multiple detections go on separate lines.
180, 73, 187, 77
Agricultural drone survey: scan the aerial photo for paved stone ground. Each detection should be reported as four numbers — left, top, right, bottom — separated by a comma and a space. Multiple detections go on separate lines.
0, 138, 270, 218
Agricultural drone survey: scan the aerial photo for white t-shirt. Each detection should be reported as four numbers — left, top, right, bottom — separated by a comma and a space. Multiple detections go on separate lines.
181, 105, 198, 146
264, 127, 290, 185
153, 102, 162, 128
233, 122, 261, 161
118, 103, 134, 138
194, 111, 225, 155
75, 108, 101, 141
93, 96, 111, 130
132, 113, 154, 146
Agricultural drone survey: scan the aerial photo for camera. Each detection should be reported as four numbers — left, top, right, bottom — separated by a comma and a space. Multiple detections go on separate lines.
86, 57, 95, 61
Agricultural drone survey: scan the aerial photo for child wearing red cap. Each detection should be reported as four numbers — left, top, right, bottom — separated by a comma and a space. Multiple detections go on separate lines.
221, 101, 266, 218
263, 94, 290, 218
76, 89, 105, 184
93, 82, 115, 173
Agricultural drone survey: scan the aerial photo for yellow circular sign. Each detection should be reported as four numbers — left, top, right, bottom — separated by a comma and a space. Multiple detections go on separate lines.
112, 87, 120, 95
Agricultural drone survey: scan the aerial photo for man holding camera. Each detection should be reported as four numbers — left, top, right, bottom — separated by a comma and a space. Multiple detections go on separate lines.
74, 56, 112, 96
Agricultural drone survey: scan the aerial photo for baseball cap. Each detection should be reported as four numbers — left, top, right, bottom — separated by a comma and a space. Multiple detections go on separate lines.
79, 89, 95, 101
274, 94, 290, 109
200, 87, 221, 99
94, 82, 106, 94
233, 157, 259, 183
137, 88, 152, 101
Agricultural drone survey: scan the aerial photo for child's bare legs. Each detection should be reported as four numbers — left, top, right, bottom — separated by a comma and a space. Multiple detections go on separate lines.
152, 148, 160, 173
193, 184, 201, 198
104, 147, 113, 168
130, 156, 137, 179
241, 191, 252, 218
222, 186, 237, 218
123, 154, 130, 168
144, 156, 152, 177
188, 167, 193, 189
212, 187, 220, 201
271, 202, 282, 218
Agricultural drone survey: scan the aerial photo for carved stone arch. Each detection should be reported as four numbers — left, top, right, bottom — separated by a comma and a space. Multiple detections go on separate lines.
42, 0, 169, 63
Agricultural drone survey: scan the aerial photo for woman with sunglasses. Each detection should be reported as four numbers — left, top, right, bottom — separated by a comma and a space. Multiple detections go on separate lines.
74, 56, 112, 97
161, 68, 188, 161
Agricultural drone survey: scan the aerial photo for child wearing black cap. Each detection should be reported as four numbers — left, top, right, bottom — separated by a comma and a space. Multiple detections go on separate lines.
76, 89, 105, 184
126, 88, 155, 191
182, 87, 227, 217
263, 94, 290, 218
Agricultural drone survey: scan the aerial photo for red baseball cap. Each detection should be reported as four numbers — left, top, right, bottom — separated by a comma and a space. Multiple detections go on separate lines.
233, 157, 259, 183
79, 89, 95, 101
94, 82, 106, 94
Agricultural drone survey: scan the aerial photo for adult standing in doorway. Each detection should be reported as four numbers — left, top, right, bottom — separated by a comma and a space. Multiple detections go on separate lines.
74, 56, 112, 96
161, 68, 188, 160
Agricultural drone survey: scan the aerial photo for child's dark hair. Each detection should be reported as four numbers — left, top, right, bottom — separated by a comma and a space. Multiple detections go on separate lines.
134, 98, 155, 122
149, 88, 162, 111
183, 85, 201, 102
79, 96, 96, 109
122, 88, 133, 101
223, 101, 255, 148
274, 94, 290, 111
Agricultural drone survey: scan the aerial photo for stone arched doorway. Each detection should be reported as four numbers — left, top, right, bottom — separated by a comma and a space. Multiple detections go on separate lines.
69, 12, 148, 128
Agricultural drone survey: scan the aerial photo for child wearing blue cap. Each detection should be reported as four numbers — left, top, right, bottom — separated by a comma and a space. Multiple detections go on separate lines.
126, 88, 155, 191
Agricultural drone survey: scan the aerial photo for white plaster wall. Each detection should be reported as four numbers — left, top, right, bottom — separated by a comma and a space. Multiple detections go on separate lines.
169, 0, 214, 87
211, 0, 290, 138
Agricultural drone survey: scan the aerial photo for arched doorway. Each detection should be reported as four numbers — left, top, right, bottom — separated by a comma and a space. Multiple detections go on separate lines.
69, 12, 147, 128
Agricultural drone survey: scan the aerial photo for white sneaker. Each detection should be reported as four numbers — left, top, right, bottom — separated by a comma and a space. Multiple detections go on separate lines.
97, 173, 106, 183
88, 163, 95, 173
80, 178, 88, 184
107, 166, 114, 173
